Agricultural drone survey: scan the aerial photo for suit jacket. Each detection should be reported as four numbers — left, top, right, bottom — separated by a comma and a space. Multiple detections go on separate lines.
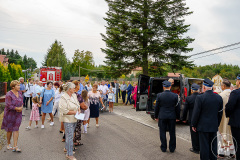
226, 88, 240, 128
126, 84, 133, 95
154, 90, 180, 120
191, 90, 223, 132
182, 92, 199, 124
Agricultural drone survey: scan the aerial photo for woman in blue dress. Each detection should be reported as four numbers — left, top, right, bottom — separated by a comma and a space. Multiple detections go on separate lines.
40, 81, 55, 129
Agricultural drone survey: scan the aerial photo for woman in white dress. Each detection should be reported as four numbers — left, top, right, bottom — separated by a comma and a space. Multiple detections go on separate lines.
81, 90, 90, 133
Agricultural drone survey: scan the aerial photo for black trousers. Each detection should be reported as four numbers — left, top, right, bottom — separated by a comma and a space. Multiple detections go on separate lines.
126, 93, 132, 105
159, 119, 176, 151
190, 126, 200, 151
23, 96, 26, 107
198, 132, 217, 160
25, 97, 32, 109
122, 91, 126, 103
231, 127, 240, 160
118, 89, 121, 98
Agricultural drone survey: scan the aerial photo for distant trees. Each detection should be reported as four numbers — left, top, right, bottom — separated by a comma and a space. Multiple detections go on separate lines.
0, 48, 37, 70
179, 63, 240, 80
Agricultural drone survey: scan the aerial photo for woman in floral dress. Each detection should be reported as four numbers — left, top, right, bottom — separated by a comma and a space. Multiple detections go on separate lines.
1, 80, 23, 152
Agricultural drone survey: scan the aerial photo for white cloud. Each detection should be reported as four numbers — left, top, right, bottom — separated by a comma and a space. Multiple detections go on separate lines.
0, 0, 239, 68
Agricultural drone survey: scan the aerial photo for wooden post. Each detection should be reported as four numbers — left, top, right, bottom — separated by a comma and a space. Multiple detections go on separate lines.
79, 65, 80, 81
3, 82, 7, 95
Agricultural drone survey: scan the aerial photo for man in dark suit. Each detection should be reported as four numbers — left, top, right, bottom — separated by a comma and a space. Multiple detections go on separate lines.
182, 83, 200, 154
154, 80, 180, 153
191, 78, 223, 160
125, 81, 133, 105
226, 74, 240, 160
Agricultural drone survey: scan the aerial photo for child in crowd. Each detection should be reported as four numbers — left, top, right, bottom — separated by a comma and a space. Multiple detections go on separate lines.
81, 90, 90, 133
26, 97, 40, 130
108, 87, 116, 113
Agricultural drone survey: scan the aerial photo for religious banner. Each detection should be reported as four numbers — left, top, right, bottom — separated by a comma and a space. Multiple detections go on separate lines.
212, 74, 223, 93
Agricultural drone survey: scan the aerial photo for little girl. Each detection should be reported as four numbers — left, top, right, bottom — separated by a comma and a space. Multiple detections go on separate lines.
108, 87, 116, 113
81, 90, 90, 133
26, 97, 40, 130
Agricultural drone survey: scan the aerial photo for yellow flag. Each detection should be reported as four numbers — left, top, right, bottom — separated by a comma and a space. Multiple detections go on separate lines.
85, 75, 89, 82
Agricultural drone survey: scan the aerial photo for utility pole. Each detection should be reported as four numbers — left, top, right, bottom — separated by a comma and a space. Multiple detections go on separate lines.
79, 64, 80, 81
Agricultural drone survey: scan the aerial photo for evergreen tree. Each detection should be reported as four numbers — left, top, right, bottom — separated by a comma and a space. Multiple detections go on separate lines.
43, 40, 69, 80
101, 0, 194, 76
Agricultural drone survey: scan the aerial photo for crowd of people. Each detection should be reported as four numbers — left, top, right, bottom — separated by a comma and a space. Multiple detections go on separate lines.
154, 77, 240, 160
1, 77, 138, 160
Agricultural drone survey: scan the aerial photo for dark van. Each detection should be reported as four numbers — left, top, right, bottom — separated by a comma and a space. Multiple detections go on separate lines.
136, 74, 204, 120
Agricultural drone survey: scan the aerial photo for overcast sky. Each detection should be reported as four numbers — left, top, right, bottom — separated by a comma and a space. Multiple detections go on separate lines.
0, 0, 240, 68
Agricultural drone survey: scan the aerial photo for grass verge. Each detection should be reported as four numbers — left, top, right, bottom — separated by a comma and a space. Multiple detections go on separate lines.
0, 111, 6, 150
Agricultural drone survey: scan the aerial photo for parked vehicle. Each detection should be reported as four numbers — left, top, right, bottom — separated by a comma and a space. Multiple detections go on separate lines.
136, 74, 204, 120
40, 66, 62, 85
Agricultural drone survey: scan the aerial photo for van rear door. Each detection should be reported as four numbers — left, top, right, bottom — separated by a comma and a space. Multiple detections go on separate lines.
136, 74, 150, 111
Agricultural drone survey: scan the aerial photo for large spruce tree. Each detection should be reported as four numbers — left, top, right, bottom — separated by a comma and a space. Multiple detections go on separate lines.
101, 0, 194, 76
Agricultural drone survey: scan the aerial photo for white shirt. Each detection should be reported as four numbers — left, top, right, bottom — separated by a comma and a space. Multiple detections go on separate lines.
98, 85, 109, 95
24, 83, 34, 97
55, 89, 63, 103
35, 85, 44, 97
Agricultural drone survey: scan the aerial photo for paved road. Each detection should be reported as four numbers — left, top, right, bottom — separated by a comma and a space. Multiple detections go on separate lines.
0, 106, 199, 160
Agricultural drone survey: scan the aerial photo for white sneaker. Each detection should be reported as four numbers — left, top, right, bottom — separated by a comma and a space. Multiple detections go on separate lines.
96, 124, 99, 127
41, 125, 45, 129
50, 122, 54, 126
35, 125, 38, 128
26, 126, 31, 130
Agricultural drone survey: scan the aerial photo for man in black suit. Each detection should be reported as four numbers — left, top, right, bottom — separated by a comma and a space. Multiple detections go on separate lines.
182, 83, 200, 154
226, 74, 240, 160
154, 80, 180, 153
191, 78, 223, 160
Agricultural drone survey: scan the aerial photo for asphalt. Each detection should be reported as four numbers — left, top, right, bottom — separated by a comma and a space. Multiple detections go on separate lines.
0, 107, 199, 160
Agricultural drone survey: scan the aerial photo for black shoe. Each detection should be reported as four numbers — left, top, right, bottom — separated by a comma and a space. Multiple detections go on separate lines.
189, 148, 199, 154
170, 150, 175, 153
160, 146, 166, 152
25, 108, 28, 110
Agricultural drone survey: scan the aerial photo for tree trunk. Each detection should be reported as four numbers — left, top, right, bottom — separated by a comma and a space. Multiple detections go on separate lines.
142, 53, 148, 76
142, 0, 149, 76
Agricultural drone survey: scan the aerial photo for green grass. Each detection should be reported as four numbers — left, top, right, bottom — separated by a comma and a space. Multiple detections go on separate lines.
0, 112, 6, 150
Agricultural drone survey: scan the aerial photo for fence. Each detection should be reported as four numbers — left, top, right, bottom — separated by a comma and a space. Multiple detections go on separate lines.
0, 82, 10, 97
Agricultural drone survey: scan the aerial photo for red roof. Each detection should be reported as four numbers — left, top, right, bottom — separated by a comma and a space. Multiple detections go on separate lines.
168, 73, 181, 77
0, 55, 8, 64
132, 67, 142, 71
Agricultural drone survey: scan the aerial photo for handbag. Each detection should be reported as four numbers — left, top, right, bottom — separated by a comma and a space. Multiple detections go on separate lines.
108, 95, 113, 100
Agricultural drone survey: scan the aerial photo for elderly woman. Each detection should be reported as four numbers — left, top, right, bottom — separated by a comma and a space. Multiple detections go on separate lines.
59, 82, 80, 160
40, 81, 55, 128
1, 80, 23, 152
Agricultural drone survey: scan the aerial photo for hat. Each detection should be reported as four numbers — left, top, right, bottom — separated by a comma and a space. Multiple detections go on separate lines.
162, 80, 171, 87
236, 74, 240, 80
191, 83, 200, 90
203, 78, 214, 87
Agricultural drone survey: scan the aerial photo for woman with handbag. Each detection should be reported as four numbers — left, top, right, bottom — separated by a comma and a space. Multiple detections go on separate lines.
72, 80, 88, 146
59, 82, 80, 160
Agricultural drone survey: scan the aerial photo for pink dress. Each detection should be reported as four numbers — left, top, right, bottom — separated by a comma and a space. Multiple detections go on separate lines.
133, 86, 138, 108
30, 103, 40, 121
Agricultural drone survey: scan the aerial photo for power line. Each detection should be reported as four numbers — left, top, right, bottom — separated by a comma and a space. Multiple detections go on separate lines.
192, 46, 240, 59
190, 41, 240, 57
